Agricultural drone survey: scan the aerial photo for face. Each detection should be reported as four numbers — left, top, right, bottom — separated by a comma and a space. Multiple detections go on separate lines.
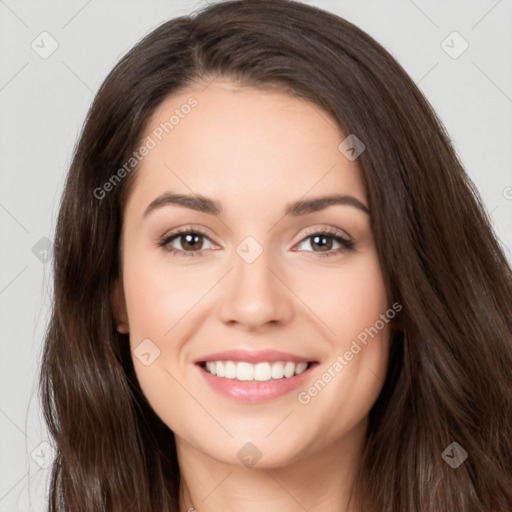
112, 78, 392, 468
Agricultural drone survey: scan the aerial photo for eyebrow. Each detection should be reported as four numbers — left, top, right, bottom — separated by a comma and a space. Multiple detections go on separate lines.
143, 192, 370, 218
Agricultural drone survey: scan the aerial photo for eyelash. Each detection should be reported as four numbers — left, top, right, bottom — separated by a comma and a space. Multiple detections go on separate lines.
158, 225, 355, 258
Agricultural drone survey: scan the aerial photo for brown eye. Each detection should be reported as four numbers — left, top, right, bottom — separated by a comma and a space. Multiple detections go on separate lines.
295, 230, 355, 258
159, 229, 216, 257
176, 233, 204, 251
309, 234, 334, 252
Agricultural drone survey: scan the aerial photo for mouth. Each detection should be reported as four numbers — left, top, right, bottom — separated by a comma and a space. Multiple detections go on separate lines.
194, 356, 319, 403
197, 360, 317, 381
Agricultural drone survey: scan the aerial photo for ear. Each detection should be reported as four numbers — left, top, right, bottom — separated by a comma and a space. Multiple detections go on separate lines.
111, 278, 129, 334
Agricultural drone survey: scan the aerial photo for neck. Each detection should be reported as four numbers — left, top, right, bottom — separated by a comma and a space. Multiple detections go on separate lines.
176, 420, 366, 512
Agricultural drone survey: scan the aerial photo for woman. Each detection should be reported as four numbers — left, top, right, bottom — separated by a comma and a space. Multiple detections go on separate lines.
39, 1, 512, 511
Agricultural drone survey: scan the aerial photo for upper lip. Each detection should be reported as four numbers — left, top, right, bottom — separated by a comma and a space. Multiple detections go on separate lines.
194, 349, 316, 364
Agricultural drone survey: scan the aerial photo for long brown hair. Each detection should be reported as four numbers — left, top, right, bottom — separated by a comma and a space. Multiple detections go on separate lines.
39, 1, 512, 510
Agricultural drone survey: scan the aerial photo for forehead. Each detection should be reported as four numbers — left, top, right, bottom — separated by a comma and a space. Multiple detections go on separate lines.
125, 79, 367, 218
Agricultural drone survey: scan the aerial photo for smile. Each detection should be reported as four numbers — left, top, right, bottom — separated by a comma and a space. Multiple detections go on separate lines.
202, 360, 309, 381
194, 349, 319, 403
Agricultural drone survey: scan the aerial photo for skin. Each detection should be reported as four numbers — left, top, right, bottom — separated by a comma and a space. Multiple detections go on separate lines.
112, 78, 392, 512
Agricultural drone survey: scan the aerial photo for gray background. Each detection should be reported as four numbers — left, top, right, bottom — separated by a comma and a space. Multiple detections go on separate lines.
1, 1, 511, 510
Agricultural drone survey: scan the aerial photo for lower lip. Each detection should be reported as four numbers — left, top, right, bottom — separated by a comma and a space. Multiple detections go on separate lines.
195, 363, 317, 403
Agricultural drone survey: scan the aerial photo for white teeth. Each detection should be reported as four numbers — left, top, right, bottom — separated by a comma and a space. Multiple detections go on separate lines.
225, 361, 237, 379
283, 362, 295, 378
203, 360, 310, 382
271, 362, 284, 379
205, 361, 216, 375
295, 362, 308, 374
254, 362, 271, 381
237, 362, 254, 381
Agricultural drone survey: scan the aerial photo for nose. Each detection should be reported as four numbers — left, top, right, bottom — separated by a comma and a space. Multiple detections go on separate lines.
218, 243, 295, 331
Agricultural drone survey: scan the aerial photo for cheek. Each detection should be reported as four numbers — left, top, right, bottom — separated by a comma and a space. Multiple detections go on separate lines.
296, 251, 389, 343
330, 252, 391, 385
340, 259, 389, 339
294, 253, 391, 431
121, 249, 200, 430
122, 248, 208, 339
